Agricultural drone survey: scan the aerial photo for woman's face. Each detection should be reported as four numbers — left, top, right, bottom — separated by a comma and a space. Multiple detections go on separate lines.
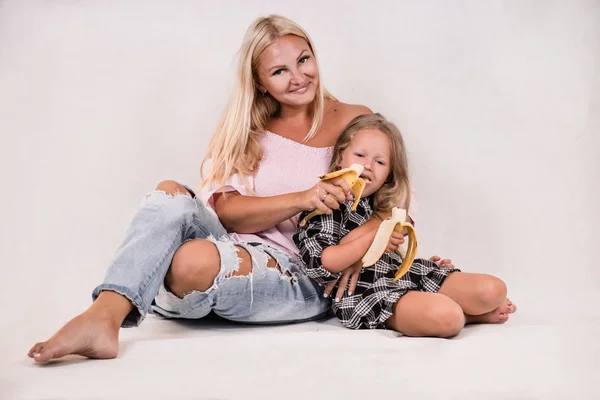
255, 35, 319, 108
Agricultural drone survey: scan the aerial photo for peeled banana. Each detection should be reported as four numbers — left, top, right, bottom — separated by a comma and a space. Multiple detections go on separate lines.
362, 207, 418, 281
298, 164, 366, 228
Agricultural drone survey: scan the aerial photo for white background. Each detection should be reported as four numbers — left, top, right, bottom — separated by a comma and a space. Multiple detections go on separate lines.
0, 1, 598, 399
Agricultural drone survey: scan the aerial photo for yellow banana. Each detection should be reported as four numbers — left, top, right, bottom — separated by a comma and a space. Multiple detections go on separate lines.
362, 207, 418, 281
298, 164, 366, 228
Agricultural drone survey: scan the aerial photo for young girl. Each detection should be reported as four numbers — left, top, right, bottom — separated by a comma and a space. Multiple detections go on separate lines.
294, 113, 516, 336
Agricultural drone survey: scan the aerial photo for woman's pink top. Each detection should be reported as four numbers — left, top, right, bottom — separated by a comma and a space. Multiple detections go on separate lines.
199, 131, 416, 257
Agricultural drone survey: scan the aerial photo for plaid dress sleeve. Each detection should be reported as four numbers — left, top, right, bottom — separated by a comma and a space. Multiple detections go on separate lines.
293, 206, 346, 285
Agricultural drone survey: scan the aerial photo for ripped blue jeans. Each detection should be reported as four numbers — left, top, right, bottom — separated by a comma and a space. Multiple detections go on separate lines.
92, 189, 330, 327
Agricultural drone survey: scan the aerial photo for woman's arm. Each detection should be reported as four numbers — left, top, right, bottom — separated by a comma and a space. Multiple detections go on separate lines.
213, 192, 303, 234
214, 178, 352, 234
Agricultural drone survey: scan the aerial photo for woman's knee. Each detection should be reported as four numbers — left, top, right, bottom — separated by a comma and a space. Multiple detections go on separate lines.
166, 239, 220, 297
155, 180, 192, 196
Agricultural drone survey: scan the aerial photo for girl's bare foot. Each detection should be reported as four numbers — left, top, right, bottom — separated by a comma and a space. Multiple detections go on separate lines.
467, 298, 517, 324
27, 291, 132, 364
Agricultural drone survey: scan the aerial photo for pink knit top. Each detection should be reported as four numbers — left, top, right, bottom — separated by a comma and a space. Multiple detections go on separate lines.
199, 131, 334, 256
199, 130, 417, 257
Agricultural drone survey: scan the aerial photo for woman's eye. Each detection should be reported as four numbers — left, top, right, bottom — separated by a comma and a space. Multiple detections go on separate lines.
299, 56, 310, 64
272, 69, 285, 76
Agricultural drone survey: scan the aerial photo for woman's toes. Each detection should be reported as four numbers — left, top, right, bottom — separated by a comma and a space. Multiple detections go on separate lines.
28, 342, 45, 358
34, 346, 58, 364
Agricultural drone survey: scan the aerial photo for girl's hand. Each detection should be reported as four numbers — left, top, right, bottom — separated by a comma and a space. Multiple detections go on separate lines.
296, 177, 353, 215
323, 261, 362, 302
429, 255, 455, 268
386, 231, 405, 253
371, 212, 404, 253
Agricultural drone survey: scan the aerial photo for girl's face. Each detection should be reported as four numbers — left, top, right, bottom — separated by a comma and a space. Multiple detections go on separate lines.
255, 35, 319, 108
340, 129, 392, 198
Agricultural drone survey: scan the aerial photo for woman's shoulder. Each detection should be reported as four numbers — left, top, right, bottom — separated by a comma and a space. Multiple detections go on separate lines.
325, 100, 373, 131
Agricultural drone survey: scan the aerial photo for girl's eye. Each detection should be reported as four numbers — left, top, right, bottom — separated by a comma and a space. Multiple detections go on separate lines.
272, 69, 285, 76
354, 153, 364, 158
377, 160, 386, 165
299, 56, 310, 64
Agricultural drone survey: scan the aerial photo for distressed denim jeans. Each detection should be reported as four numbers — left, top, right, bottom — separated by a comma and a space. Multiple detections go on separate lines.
92, 190, 330, 327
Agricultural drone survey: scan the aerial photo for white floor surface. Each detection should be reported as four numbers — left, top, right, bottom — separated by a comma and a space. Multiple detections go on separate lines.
3, 300, 600, 400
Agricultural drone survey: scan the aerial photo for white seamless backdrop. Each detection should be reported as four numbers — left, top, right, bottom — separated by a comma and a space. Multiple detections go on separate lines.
1, 0, 598, 325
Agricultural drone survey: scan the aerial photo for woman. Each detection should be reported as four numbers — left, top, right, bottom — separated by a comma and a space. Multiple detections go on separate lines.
28, 14, 514, 364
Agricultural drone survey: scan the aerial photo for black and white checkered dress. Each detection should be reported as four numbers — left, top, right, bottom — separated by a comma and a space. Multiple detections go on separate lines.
293, 197, 460, 330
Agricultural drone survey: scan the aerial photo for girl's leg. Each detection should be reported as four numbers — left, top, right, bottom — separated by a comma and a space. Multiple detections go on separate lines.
437, 272, 516, 323
385, 291, 465, 338
28, 180, 226, 364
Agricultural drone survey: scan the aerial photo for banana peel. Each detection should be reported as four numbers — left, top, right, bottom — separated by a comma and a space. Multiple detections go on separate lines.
362, 207, 418, 281
298, 164, 366, 228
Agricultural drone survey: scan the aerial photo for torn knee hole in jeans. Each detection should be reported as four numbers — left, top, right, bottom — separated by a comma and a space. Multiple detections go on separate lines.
264, 251, 293, 280
207, 239, 299, 308
222, 244, 293, 284
225, 246, 252, 278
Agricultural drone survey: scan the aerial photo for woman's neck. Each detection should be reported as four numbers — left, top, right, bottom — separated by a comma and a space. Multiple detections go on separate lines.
278, 103, 313, 121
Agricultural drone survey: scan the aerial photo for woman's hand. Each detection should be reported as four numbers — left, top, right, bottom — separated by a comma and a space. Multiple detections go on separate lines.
296, 177, 353, 215
429, 255, 455, 268
323, 261, 362, 302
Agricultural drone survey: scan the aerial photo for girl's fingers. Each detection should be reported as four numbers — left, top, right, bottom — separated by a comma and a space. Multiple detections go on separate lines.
348, 269, 360, 296
335, 272, 350, 302
389, 237, 405, 245
323, 280, 337, 298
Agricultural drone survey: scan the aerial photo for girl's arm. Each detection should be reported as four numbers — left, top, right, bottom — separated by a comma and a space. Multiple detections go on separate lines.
320, 227, 379, 273
320, 212, 406, 273
294, 209, 385, 279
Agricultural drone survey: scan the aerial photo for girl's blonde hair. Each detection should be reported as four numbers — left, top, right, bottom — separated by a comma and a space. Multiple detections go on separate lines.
329, 113, 411, 213
200, 15, 336, 191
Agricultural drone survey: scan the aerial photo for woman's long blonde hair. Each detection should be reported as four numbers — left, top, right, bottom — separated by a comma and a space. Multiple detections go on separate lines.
329, 113, 411, 213
200, 15, 336, 191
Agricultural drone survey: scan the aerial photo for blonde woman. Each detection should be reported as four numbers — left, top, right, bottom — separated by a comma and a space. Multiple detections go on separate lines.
28, 15, 373, 364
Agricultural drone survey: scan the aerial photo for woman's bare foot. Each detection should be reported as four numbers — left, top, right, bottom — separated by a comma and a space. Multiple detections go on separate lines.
466, 298, 517, 324
27, 291, 132, 364
28, 311, 119, 364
